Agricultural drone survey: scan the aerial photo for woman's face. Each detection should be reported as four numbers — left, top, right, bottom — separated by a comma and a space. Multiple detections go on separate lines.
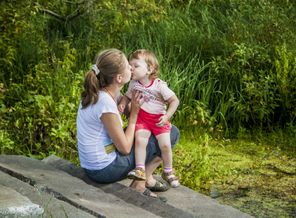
120, 57, 132, 84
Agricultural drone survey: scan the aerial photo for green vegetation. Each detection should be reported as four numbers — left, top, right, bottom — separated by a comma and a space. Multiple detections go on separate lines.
1, 0, 295, 217
173, 128, 295, 217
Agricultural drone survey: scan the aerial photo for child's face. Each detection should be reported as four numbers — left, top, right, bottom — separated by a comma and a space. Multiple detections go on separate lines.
129, 58, 150, 81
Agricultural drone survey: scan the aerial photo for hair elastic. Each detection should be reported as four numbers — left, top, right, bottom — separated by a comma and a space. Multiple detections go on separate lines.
92, 64, 100, 75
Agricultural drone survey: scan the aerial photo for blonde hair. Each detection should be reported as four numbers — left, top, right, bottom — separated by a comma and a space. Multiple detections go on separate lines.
129, 49, 159, 79
81, 48, 127, 108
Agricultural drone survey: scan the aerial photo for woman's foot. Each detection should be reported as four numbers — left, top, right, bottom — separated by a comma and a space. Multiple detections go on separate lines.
146, 178, 169, 192
130, 180, 167, 202
142, 189, 167, 202
162, 171, 180, 188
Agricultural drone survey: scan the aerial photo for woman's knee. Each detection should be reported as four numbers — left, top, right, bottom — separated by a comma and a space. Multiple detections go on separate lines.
160, 143, 171, 152
170, 125, 180, 148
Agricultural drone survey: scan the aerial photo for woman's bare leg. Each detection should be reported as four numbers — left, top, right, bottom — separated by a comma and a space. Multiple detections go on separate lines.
145, 156, 162, 187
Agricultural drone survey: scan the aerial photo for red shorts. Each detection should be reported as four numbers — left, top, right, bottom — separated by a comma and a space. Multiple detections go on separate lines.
135, 109, 172, 136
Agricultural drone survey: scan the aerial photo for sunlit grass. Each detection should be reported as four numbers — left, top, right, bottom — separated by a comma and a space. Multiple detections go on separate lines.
173, 128, 296, 217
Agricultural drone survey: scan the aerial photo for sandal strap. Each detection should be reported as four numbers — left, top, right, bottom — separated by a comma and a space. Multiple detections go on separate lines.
127, 167, 146, 180
167, 175, 179, 183
162, 171, 179, 183
143, 189, 152, 196
135, 167, 145, 172
142, 189, 167, 202
135, 168, 145, 177
146, 180, 169, 192
154, 180, 165, 188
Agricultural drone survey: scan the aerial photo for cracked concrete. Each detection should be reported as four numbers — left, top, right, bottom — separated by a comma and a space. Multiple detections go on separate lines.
0, 155, 253, 218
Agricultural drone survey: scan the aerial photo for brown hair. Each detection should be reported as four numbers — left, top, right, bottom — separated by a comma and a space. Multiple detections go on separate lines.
81, 48, 127, 108
129, 49, 159, 79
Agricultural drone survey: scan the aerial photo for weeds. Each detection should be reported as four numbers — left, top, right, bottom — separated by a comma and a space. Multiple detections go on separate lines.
174, 128, 296, 217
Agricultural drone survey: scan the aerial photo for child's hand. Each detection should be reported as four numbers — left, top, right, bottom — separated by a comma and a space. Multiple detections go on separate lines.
157, 114, 169, 127
118, 104, 125, 113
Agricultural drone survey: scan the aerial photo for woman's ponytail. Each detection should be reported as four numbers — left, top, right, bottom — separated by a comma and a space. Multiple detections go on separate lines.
81, 70, 100, 108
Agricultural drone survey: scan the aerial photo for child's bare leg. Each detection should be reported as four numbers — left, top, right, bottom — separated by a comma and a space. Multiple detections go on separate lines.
127, 130, 151, 180
156, 133, 179, 187
156, 133, 172, 170
135, 130, 151, 169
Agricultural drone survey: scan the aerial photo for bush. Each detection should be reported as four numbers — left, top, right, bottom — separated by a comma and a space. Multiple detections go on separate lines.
0, 0, 295, 158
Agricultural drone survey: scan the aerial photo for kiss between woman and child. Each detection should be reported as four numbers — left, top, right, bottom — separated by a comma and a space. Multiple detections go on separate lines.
77, 48, 180, 202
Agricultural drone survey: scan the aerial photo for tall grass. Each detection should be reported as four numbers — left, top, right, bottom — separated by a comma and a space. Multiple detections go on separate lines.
119, 0, 296, 133
0, 0, 296, 157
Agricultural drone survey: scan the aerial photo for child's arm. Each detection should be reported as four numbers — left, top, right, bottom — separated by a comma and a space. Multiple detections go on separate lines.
118, 95, 131, 113
157, 95, 179, 127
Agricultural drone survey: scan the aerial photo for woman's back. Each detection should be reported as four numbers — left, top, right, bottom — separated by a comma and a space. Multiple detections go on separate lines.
77, 91, 121, 170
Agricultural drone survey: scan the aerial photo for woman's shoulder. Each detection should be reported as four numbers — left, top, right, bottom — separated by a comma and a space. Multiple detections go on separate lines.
98, 91, 116, 105
98, 90, 108, 99
88, 91, 115, 110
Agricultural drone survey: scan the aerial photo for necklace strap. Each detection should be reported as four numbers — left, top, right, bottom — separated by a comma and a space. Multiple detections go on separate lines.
104, 88, 116, 101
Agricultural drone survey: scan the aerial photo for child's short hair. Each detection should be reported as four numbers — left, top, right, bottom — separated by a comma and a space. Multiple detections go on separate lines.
129, 49, 159, 79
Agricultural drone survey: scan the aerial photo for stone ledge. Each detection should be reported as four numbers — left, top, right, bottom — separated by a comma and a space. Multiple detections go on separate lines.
0, 170, 96, 218
0, 155, 253, 218
0, 184, 44, 218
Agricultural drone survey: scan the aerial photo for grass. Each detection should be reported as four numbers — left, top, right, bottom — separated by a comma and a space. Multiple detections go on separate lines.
173, 128, 296, 217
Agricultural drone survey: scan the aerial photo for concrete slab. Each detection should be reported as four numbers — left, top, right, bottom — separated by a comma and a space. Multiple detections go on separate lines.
43, 154, 195, 218
0, 172, 94, 218
0, 184, 43, 218
0, 155, 161, 218
43, 154, 253, 218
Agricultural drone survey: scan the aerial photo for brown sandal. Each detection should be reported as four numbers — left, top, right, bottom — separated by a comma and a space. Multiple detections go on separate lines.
127, 167, 146, 181
146, 180, 169, 192
162, 171, 180, 188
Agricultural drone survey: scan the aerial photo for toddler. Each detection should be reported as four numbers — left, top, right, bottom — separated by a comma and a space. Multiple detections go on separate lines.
118, 49, 180, 187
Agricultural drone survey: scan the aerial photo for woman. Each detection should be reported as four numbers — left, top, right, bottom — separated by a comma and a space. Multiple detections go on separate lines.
76, 48, 180, 201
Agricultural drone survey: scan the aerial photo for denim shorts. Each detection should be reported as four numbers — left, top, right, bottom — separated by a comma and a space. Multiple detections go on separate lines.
84, 125, 180, 183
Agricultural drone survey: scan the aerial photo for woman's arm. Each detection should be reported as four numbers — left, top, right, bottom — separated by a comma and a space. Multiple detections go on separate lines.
101, 91, 141, 155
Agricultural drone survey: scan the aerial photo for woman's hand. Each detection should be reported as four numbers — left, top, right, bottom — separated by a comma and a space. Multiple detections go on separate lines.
130, 90, 143, 114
